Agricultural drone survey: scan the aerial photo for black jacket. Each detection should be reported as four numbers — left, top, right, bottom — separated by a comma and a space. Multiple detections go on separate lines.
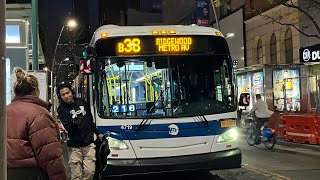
58, 98, 99, 147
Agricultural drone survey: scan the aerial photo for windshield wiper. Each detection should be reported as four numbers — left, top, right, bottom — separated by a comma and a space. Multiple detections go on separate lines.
191, 103, 209, 127
136, 88, 166, 131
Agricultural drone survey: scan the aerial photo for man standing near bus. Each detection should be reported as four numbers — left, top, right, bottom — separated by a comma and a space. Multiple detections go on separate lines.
57, 83, 103, 180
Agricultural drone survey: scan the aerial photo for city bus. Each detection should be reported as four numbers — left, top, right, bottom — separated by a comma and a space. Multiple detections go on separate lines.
79, 24, 241, 176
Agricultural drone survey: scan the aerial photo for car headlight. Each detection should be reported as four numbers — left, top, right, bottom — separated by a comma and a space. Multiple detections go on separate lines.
107, 137, 129, 150
217, 128, 238, 143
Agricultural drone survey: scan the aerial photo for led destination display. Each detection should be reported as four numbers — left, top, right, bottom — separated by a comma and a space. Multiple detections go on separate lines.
156, 37, 192, 52
95, 35, 228, 56
114, 36, 208, 55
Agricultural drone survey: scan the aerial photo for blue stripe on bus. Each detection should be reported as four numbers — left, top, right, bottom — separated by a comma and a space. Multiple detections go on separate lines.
97, 120, 235, 140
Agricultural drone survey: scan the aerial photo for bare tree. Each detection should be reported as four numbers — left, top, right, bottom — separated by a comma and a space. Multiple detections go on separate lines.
251, 0, 320, 39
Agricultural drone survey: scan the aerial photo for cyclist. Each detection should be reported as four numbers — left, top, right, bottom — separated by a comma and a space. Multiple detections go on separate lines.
249, 94, 274, 144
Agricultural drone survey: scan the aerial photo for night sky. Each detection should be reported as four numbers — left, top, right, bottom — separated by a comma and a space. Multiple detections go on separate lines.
39, 0, 73, 63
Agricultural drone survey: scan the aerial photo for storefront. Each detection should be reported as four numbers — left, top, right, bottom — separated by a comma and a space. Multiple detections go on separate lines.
272, 69, 301, 112
235, 64, 311, 138
237, 70, 264, 110
236, 45, 320, 141
235, 64, 309, 114
300, 44, 320, 111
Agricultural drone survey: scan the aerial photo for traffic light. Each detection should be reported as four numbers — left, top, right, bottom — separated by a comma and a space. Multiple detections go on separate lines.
82, 51, 87, 59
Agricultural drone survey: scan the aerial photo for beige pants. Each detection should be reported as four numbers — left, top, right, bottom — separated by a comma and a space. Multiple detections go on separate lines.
68, 143, 96, 180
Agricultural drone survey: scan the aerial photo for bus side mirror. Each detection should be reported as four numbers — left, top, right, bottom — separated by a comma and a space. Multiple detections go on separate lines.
238, 93, 250, 106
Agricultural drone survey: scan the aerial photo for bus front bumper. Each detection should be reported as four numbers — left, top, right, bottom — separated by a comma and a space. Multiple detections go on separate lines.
102, 148, 241, 176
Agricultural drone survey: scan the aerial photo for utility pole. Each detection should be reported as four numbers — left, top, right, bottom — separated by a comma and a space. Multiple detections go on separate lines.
32, 0, 38, 70
210, 0, 221, 30
0, 0, 7, 179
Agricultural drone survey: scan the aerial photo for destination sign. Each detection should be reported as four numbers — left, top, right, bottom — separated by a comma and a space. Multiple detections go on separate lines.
155, 37, 192, 52
116, 36, 195, 55
95, 35, 228, 56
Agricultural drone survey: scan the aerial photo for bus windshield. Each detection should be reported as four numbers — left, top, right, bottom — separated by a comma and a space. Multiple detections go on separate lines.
96, 55, 236, 118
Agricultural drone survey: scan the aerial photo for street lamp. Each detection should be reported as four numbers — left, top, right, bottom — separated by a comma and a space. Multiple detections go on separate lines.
51, 19, 77, 118
225, 33, 235, 38
210, 0, 221, 30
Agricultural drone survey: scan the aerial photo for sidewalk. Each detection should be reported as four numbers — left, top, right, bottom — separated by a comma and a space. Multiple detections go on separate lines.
238, 127, 320, 152
276, 138, 320, 151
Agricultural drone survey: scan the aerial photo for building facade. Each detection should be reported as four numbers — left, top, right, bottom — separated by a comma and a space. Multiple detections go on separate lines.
239, 0, 320, 116
6, 1, 46, 103
98, 0, 162, 26
245, 0, 320, 66
6, 2, 45, 71
162, 0, 246, 67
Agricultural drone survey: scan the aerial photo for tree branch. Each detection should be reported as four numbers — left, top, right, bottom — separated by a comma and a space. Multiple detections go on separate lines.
309, 0, 320, 11
259, 13, 320, 39
310, 0, 320, 7
282, 1, 320, 37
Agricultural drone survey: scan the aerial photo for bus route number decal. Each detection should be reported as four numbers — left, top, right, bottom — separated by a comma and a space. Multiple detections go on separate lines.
121, 125, 133, 130
112, 104, 136, 113
117, 38, 141, 54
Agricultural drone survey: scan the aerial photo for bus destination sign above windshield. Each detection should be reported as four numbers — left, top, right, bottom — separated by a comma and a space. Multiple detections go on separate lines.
156, 37, 192, 52
115, 36, 204, 56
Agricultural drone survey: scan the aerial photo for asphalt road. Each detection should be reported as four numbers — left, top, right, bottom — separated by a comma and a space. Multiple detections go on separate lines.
62, 133, 320, 180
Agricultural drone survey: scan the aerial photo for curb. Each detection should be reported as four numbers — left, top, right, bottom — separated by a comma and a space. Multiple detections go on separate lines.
276, 139, 320, 151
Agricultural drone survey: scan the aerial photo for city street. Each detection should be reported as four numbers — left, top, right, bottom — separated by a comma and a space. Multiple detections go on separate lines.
94, 132, 320, 180
2, 1, 320, 180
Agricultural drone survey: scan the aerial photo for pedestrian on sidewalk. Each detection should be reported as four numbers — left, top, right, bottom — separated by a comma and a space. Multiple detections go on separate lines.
57, 83, 103, 180
7, 67, 67, 180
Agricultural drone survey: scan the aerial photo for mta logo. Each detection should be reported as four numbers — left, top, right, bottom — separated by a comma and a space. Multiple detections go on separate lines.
168, 124, 179, 136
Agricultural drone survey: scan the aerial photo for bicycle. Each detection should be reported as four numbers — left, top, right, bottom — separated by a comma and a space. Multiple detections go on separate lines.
245, 115, 277, 149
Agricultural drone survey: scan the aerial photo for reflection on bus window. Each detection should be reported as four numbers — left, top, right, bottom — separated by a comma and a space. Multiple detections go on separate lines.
97, 56, 236, 118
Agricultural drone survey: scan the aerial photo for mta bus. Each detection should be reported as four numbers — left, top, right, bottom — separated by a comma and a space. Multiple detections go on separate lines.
78, 24, 241, 176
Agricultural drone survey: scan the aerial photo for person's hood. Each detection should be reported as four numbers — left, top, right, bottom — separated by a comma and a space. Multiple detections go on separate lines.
12, 95, 52, 111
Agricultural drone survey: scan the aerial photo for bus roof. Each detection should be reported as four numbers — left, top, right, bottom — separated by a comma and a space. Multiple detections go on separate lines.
89, 24, 224, 47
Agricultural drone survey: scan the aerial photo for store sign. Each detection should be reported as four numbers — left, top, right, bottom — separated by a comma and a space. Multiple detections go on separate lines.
300, 44, 320, 62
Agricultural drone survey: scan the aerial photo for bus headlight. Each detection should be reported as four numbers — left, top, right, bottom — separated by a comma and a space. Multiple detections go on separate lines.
217, 128, 238, 143
107, 137, 129, 150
